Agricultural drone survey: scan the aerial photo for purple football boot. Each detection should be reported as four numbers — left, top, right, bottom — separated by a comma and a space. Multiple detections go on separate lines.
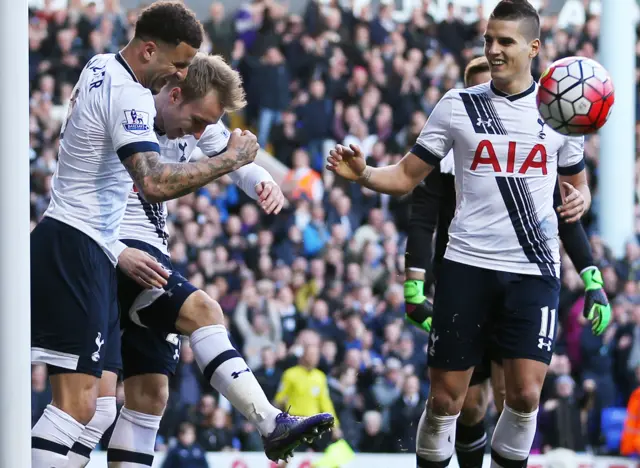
262, 412, 335, 462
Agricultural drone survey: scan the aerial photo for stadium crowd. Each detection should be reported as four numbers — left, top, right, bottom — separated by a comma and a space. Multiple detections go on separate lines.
29, 0, 640, 459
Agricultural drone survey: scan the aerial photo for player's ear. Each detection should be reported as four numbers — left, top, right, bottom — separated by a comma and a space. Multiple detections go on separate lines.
529, 38, 541, 59
141, 41, 158, 62
169, 87, 183, 104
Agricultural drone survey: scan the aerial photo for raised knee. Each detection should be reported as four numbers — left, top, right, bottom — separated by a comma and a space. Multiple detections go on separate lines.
179, 292, 224, 331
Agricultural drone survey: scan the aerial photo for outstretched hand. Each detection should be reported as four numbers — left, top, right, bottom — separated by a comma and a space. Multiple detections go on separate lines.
326, 144, 368, 182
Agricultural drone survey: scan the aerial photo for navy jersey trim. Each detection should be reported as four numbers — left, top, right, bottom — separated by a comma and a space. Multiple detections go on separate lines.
208, 145, 228, 157
460, 93, 508, 135
490, 81, 536, 102
496, 176, 556, 277
115, 52, 138, 82
558, 158, 585, 176
117, 141, 160, 161
410, 143, 442, 166
136, 193, 169, 245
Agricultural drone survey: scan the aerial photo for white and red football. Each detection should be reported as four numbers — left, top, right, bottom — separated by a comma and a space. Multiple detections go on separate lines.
537, 56, 615, 136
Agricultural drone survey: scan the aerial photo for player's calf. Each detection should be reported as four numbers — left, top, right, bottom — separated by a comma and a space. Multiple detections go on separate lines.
32, 372, 99, 468
107, 375, 168, 468
456, 381, 490, 468
67, 370, 119, 468
490, 359, 546, 468
416, 368, 472, 467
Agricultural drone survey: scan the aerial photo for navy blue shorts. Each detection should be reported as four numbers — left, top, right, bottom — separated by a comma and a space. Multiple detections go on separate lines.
429, 259, 560, 370
31, 217, 121, 378
117, 239, 196, 379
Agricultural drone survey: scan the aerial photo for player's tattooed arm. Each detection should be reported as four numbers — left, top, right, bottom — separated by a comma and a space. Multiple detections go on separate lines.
123, 130, 259, 202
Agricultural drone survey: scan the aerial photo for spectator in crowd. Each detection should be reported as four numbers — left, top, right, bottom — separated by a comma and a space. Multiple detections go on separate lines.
161, 422, 209, 468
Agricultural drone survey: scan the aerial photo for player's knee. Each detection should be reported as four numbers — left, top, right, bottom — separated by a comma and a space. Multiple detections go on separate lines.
177, 291, 224, 334
124, 375, 169, 416
459, 387, 488, 425
429, 383, 466, 416
50, 372, 99, 424
506, 384, 542, 413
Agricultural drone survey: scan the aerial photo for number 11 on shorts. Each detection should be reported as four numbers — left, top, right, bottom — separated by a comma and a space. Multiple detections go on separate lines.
538, 306, 556, 351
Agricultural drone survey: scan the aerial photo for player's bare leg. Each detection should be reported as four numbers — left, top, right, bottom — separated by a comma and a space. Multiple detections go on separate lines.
175, 291, 334, 461
416, 368, 473, 466
490, 359, 546, 467
66, 371, 119, 467
491, 362, 506, 415
31, 373, 98, 467
456, 380, 490, 468
107, 374, 168, 468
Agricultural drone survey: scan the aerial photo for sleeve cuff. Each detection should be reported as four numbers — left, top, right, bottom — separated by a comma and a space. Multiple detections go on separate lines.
410, 143, 442, 166
558, 159, 585, 176
117, 141, 161, 162
112, 240, 128, 261
207, 145, 228, 158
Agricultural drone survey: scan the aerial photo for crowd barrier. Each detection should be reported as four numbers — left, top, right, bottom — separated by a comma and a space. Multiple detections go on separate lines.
86, 451, 637, 467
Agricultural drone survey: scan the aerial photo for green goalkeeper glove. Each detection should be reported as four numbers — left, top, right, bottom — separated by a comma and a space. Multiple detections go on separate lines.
404, 280, 433, 333
581, 267, 611, 336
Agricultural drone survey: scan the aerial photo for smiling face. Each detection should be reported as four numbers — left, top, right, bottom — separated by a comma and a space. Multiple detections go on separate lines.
160, 88, 223, 140
484, 18, 539, 87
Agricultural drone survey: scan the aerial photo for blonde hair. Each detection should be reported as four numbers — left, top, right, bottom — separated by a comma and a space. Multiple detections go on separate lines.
464, 56, 490, 87
176, 53, 247, 112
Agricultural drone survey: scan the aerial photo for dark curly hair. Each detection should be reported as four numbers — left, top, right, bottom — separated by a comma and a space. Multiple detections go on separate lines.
490, 0, 540, 41
134, 1, 203, 49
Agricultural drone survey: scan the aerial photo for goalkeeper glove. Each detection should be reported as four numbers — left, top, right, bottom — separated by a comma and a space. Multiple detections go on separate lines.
581, 266, 611, 336
404, 279, 433, 333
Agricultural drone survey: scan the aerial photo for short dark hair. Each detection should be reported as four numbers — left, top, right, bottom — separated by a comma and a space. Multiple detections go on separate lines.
464, 56, 490, 86
490, 0, 540, 41
134, 1, 203, 49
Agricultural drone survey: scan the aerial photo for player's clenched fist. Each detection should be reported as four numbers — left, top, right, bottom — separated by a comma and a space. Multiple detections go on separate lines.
326, 144, 368, 181
228, 128, 259, 168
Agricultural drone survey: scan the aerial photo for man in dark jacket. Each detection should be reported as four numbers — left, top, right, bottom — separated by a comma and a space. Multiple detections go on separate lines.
162, 422, 209, 468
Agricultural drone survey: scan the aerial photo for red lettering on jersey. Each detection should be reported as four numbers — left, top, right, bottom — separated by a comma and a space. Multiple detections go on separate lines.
471, 139, 501, 172
506, 141, 516, 173
519, 144, 548, 175
471, 140, 548, 174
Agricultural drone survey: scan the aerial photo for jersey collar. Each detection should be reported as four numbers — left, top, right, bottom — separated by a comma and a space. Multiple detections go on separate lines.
490, 80, 536, 102
115, 52, 139, 83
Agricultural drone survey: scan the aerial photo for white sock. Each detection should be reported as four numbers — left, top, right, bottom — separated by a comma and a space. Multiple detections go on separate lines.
67, 397, 117, 468
490, 404, 538, 468
416, 406, 458, 464
32, 404, 85, 468
190, 324, 281, 435
107, 407, 161, 467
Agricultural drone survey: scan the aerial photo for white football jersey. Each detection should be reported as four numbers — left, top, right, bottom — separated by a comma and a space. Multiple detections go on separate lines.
412, 81, 585, 277
118, 122, 272, 256
44, 53, 159, 265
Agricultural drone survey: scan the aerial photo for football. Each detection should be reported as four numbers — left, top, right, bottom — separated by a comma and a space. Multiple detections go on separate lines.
536, 56, 615, 136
